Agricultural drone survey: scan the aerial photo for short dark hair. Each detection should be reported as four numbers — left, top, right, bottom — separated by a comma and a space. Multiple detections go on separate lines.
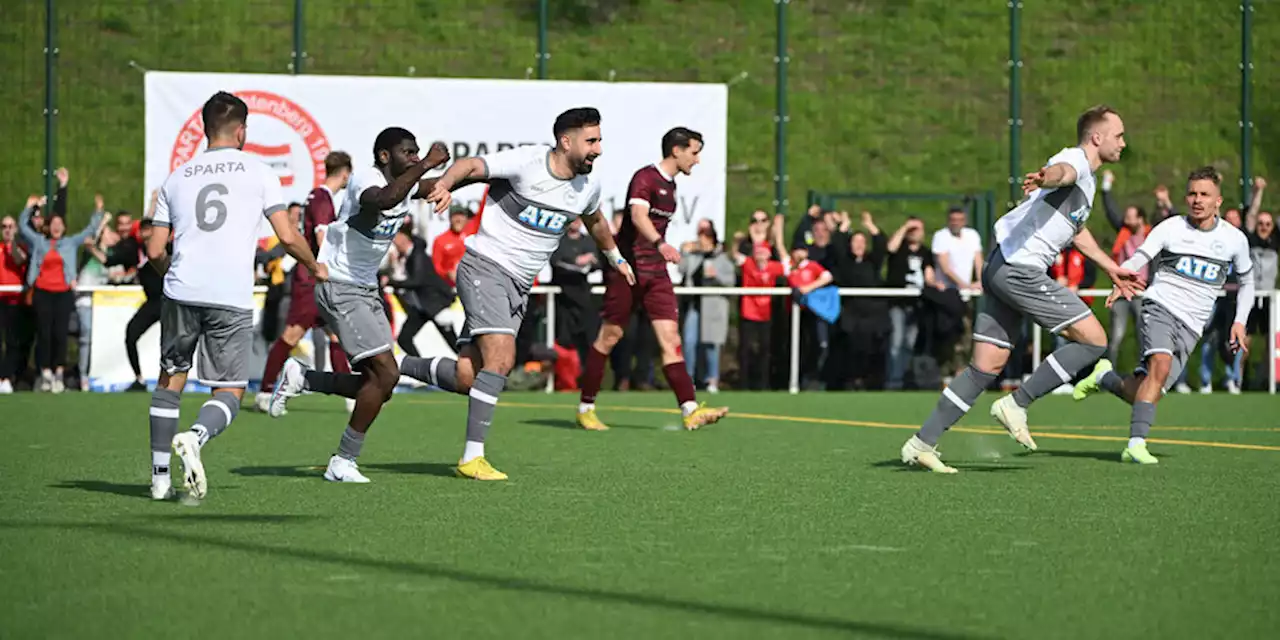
661, 127, 703, 158
1130, 205, 1147, 221
202, 91, 248, 140
1186, 166, 1221, 186
947, 206, 966, 216
139, 218, 155, 230
325, 151, 353, 176
288, 202, 303, 210
553, 107, 602, 142
115, 211, 132, 218
373, 127, 416, 166
1077, 104, 1119, 143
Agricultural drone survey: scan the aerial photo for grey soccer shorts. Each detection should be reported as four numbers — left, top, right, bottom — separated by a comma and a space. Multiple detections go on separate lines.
973, 248, 1095, 349
316, 280, 394, 364
159, 298, 253, 388
1134, 298, 1200, 392
455, 249, 531, 346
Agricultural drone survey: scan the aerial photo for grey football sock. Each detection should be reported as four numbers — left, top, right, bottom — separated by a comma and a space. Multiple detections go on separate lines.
1099, 370, 1127, 399
336, 426, 365, 461
149, 388, 182, 469
190, 391, 240, 446
304, 370, 363, 398
917, 365, 996, 446
466, 370, 507, 444
399, 356, 460, 393
1130, 401, 1156, 439
1013, 342, 1107, 407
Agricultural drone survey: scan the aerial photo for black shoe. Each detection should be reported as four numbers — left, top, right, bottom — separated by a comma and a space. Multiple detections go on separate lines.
127, 381, 148, 392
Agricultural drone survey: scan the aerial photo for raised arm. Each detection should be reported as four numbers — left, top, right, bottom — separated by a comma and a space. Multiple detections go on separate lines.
1245, 176, 1266, 233
886, 220, 912, 254
365, 143, 450, 212
18, 197, 44, 245
67, 194, 106, 246
1023, 162, 1079, 195
424, 156, 489, 213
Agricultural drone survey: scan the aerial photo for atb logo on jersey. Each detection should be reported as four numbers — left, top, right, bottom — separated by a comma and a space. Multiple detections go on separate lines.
1068, 207, 1089, 225
1175, 256, 1222, 283
370, 216, 404, 239
517, 206, 567, 233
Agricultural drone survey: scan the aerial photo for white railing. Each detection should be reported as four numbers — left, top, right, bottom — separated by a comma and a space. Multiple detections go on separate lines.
1, 284, 1275, 395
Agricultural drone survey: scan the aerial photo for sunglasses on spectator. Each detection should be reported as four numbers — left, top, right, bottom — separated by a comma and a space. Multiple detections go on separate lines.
751, 216, 768, 223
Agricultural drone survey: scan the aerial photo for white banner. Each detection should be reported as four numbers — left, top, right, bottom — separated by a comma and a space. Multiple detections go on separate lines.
144, 71, 729, 277
87, 289, 461, 392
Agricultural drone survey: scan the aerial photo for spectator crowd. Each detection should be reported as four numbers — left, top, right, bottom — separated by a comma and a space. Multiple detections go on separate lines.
1, 167, 1276, 394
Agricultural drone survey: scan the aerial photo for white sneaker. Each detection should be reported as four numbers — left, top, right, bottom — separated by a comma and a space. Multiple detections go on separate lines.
51, 376, 65, 394
344, 397, 356, 414
1227, 380, 1241, 395
171, 431, 207, 499
990, 395, 1038, 451
706, 383, 720, 394
901, 435, 958, 473
1175, 382, 1192, 394
1199, 384, 1213, 394
0, 379, 12, 394
1051, 383, 1073, 395
150, 475, 174, 500
268, 358, 307, 418
38, 370, 53, 392
253, 392, 283, 415
323, 455, 370, 483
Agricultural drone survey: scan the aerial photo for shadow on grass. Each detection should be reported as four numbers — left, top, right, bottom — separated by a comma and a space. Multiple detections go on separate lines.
229, 465, 325, 478
1038, 449, 1172, 463
134, 514, 320, 524
0, 519, 991, 640
521, 418, 652, 431
362, 462, 456, 478
50, 480, 149, 499
870, 461, 1033, 473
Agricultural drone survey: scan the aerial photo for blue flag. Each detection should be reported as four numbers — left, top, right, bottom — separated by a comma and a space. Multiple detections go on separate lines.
799, 285, 841, 324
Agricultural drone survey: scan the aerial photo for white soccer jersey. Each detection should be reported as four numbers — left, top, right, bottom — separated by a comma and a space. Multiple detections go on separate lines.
318, 166, 418, 287
154, 147, 285, 310
1128, 216, 1253, 336
995, 147, 1097, 270
466, 144, 603, 286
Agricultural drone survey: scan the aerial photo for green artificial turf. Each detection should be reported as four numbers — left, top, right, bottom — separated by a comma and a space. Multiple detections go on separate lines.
1, 390, 1277, 639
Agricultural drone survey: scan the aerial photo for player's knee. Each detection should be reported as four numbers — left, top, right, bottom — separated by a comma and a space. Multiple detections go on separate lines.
1146, 354, 1173, 377
597, 324, 624, 349
280, 325, 306, 346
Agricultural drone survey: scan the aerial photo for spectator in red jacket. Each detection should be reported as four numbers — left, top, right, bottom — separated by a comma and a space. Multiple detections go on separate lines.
739, 242, 784, 390
1, 214, 29, 394
432, 207, 470, 287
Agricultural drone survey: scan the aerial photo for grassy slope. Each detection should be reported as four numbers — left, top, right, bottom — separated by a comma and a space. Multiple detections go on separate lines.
1, 391, 1278, 639
1, 0, 1277, 236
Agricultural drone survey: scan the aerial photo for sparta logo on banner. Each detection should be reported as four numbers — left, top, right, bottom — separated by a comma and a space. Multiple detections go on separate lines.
168, 90, 331, 204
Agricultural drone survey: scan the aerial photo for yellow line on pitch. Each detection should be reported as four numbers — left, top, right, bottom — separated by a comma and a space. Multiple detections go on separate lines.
404, 399, 1280, 452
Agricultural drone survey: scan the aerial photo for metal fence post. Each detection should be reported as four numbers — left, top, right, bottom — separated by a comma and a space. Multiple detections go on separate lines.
44, 0, 57, 203
1240, 0, 1253, 208
788, 302, 800, 394
774, 0, 790, 218
544, 291, 556, 393
1270, 290, 1276, 395
1007, 1, 1022, 210
292, 0, 305, 74
537, 0, 549, 79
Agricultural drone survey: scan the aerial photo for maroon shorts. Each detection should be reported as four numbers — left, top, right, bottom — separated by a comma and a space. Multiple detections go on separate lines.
601, 268, 678, 326
285, 279, 325, 329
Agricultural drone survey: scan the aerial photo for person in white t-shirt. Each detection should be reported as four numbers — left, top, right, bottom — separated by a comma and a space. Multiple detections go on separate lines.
931, 208, 984, 292
901, 105, 1144, 473
268, 127, 451, 484
408, 107, 636, 481
145, 91, 326, 500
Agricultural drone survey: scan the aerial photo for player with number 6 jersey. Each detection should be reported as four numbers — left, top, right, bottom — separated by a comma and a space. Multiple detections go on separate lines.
145, 91, 326, 501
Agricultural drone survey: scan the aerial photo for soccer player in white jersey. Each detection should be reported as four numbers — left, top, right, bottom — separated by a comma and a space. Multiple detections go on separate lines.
400, 106, 637, 480
146, 91, 326, 500
901, 105, 1145, 473
268, 127, 451, 483
1073, 167, 1254, 464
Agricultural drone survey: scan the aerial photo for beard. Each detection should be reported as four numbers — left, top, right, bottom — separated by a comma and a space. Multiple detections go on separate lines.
573, 155, 598, 175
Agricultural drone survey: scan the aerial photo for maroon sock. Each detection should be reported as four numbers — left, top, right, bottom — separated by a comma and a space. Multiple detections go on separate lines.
580, 346, 609, 404
329, 341, 351, 374
261, 339, 293, 392
662, 362, 697, 407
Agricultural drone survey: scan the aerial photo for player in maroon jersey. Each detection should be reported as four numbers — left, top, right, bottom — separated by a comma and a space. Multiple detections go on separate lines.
254, 151, 355, 414
577, 127, 729, 430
